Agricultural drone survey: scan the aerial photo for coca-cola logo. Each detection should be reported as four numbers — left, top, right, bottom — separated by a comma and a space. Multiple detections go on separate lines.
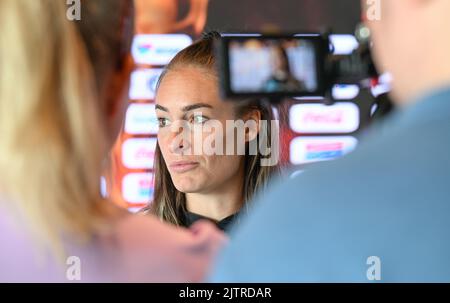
302, 111, 344, 124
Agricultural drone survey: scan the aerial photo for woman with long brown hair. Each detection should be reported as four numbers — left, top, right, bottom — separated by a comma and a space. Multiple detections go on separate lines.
144, 32, 280, 232
0, 0, 224, 282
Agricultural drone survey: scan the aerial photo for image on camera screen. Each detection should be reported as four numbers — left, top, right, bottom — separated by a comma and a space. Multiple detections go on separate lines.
229, 38, 318, 94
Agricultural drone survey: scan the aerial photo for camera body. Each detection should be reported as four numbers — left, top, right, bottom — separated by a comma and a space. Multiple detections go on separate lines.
216, 32, 379, 104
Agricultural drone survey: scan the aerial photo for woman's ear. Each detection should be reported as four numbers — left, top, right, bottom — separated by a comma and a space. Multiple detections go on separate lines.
243, 109, 262, 143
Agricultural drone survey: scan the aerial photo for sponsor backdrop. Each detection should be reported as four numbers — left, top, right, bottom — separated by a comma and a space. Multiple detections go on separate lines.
107, 0, 380, 211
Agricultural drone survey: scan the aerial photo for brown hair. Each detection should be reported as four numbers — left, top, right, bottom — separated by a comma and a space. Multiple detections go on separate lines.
143, 31, 280, 226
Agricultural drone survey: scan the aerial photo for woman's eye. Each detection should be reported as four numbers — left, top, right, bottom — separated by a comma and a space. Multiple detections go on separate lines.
158, 118, 171, 128
191, 114, 208, 124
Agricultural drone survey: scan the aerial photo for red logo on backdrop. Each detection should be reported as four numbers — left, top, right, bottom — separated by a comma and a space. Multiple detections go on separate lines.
138, 43, 153, 53
138, 178, 153, 188
306, 142, 343, 152
135, 148, 155, 160
303, 111, 344, 124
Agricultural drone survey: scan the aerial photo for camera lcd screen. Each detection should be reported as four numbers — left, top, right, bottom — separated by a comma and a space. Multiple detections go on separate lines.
218, 34, 326, 99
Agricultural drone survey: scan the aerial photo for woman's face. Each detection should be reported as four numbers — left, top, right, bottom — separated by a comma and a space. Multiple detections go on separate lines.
271, 47, 289, 74
155, 66, 245, 194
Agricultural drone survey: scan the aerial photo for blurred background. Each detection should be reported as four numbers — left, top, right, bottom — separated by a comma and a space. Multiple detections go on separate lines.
106, 0, 388, 212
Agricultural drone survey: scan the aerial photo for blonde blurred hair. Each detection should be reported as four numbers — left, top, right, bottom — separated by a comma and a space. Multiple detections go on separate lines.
0, 0, 133, 254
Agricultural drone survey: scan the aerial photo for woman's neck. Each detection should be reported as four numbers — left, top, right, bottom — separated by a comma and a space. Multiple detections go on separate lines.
185, 166, 245, 222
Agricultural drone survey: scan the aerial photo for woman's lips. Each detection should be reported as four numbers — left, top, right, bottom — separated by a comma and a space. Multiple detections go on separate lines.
169, 161, 199, 173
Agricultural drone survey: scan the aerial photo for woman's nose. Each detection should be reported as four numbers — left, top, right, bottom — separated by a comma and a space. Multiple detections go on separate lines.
168, 120, 191, 154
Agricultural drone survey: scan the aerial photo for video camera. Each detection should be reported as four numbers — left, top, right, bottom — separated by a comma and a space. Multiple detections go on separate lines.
216, 25, 381, 105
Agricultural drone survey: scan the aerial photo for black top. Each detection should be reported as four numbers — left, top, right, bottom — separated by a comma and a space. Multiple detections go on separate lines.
182, 211, 240, 233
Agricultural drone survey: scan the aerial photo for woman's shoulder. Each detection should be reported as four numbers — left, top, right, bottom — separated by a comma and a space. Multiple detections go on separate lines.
0, 200, 226, 282
0, 202, 68, 282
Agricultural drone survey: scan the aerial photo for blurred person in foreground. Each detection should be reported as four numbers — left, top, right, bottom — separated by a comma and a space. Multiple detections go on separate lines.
0, 0, 224, 282
210, 0, 450, 282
